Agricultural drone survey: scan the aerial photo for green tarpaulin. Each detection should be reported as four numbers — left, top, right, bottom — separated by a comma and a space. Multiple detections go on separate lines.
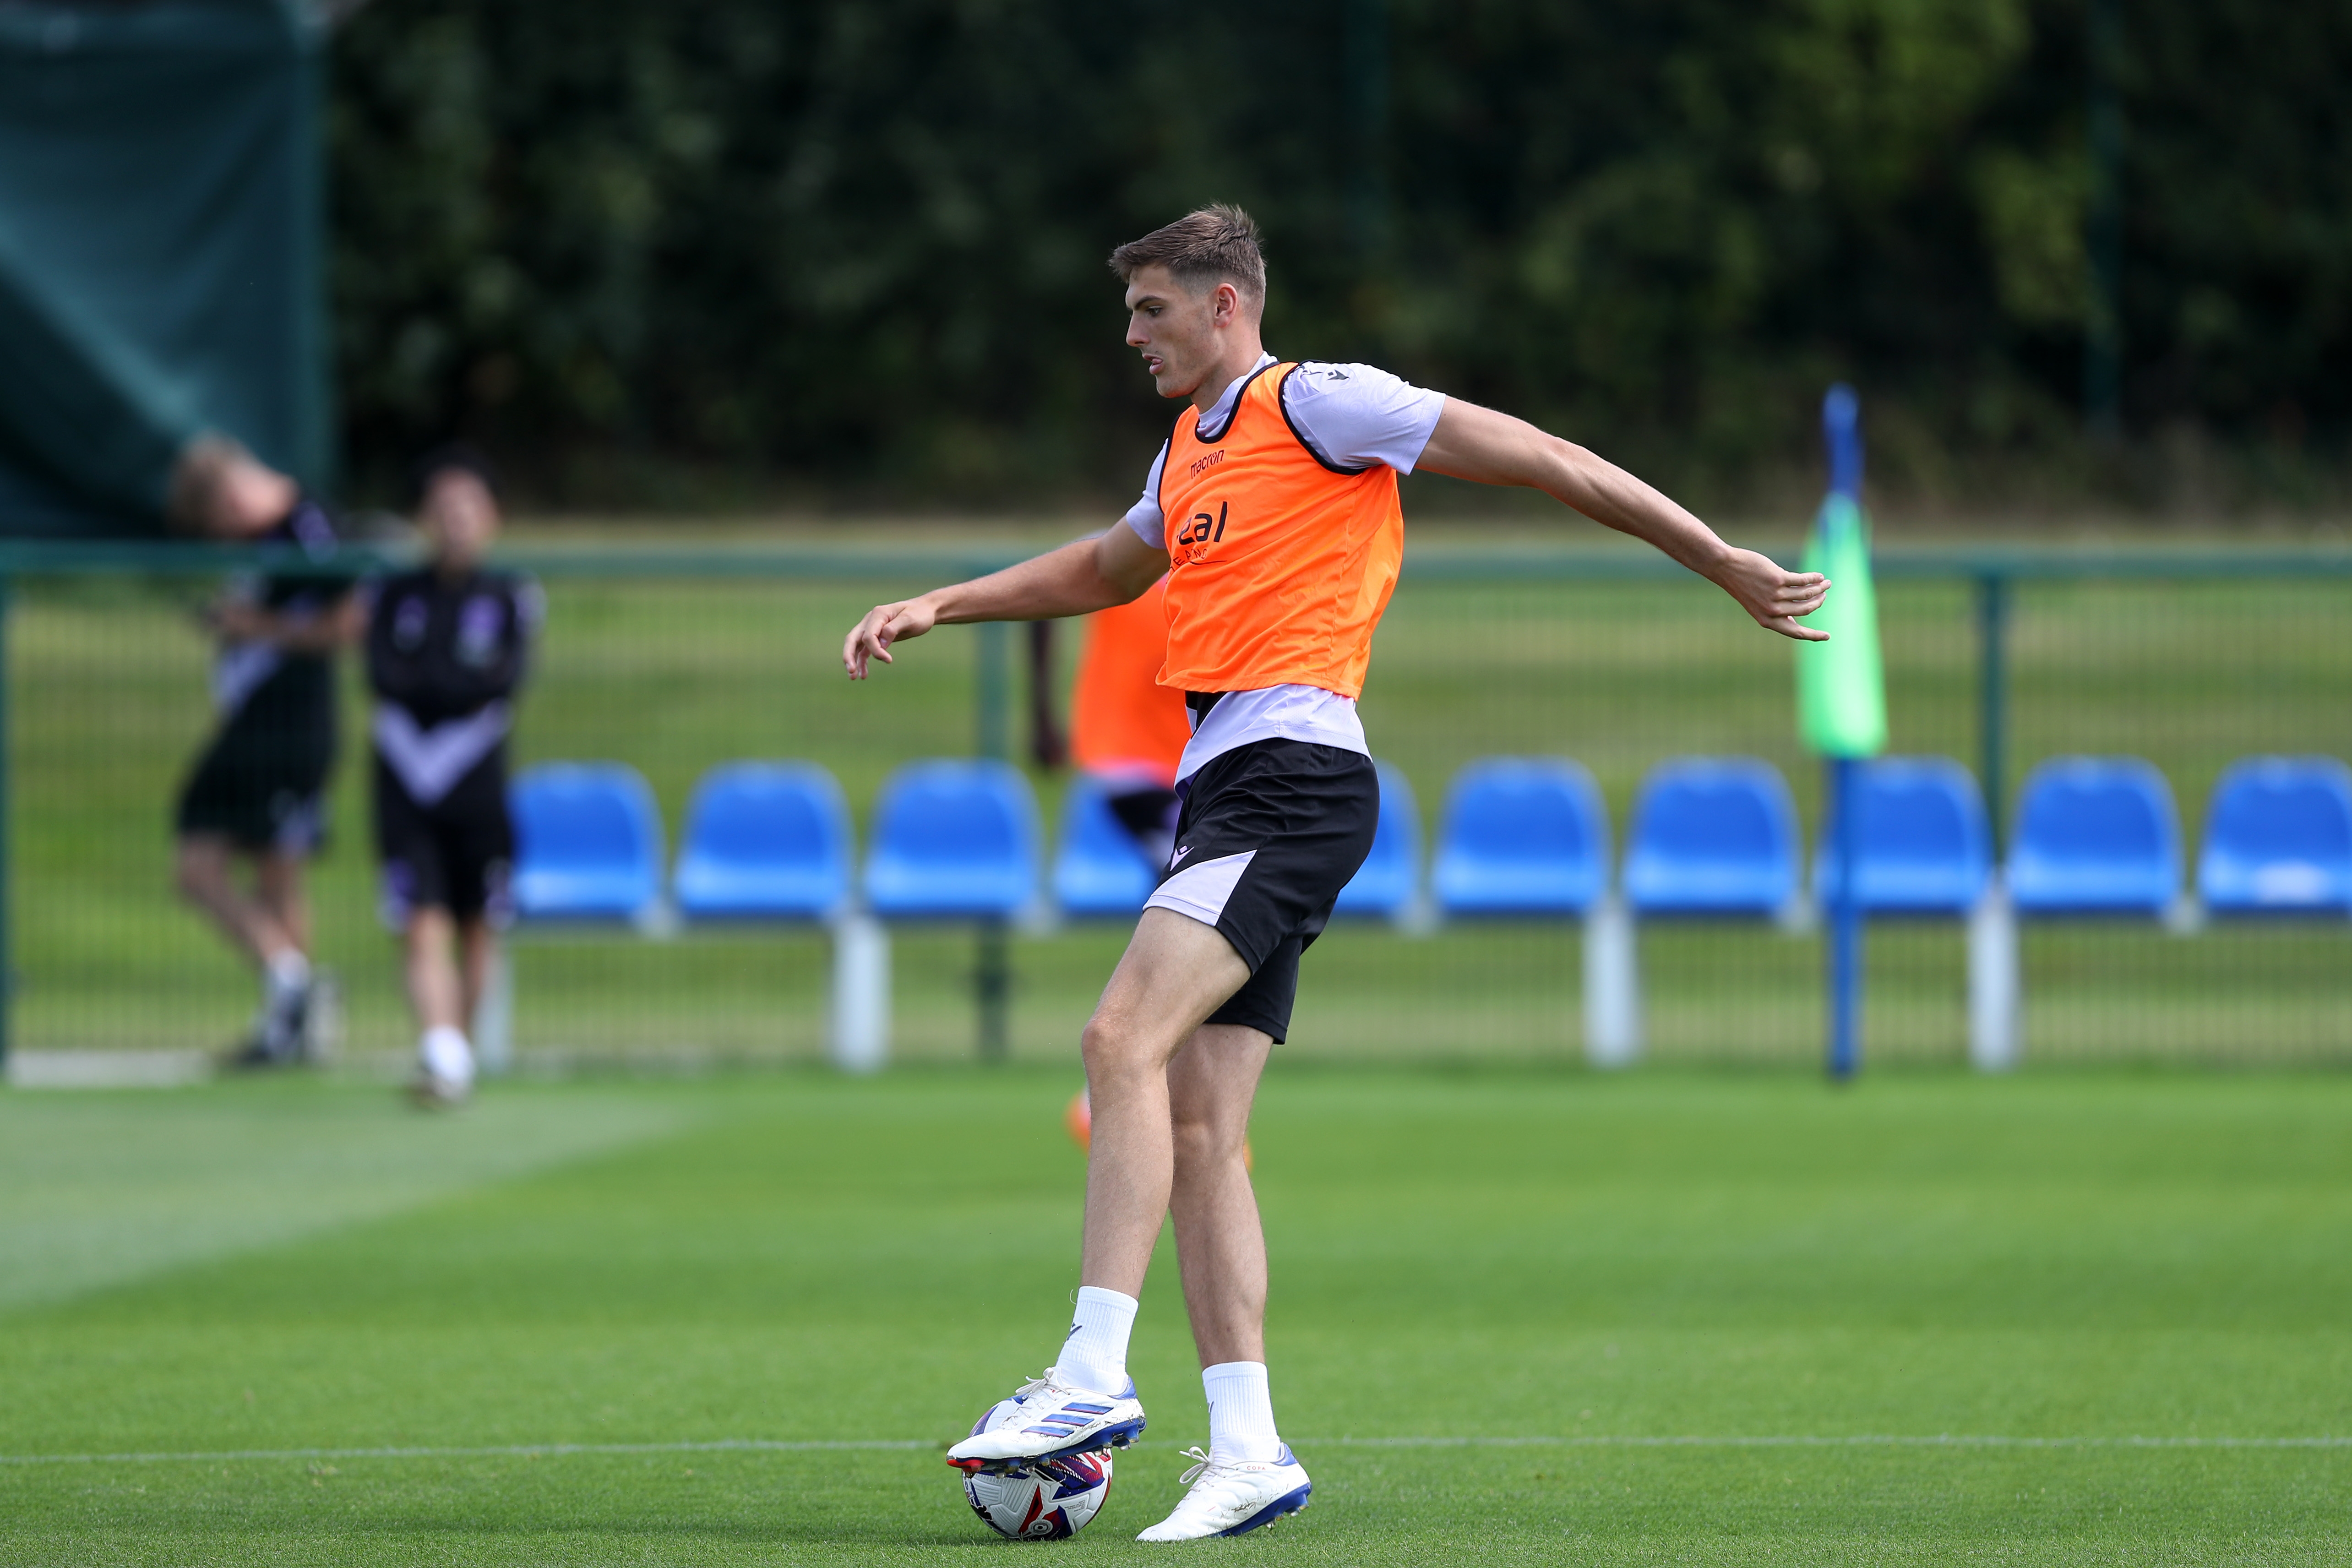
0, 0, 328, 536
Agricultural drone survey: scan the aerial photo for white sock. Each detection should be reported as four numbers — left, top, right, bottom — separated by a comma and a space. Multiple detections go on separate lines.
420, 1026, 474, 1086
265, 948, 310, 1001
1203, 1361, 1281, 1465
1055, 1286, 1138, 1395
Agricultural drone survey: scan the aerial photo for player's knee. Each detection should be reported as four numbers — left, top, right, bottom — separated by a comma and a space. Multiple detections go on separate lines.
1170, 1107, 1242, 1171
1168, 1108, 1220, 1162
172, 842, 218, 902
404, 904, 453, 945
1079, 1015, 1151, 1083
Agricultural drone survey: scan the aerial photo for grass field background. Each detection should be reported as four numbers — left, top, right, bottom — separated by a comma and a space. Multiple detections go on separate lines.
4, 1066, 2348, 1564
11, 535, 2352, 1067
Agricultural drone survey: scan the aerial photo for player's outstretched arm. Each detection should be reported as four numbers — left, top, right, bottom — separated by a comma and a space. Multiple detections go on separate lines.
843, 525, 1165, 679
1417, 399, 1832, 641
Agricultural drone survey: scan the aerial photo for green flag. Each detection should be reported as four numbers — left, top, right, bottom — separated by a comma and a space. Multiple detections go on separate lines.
1795, 491, 1887, 758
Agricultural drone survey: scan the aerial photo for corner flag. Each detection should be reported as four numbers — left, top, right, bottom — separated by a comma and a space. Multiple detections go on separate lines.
1800, 385, 1885, 1081
1795, 387, 1886, 759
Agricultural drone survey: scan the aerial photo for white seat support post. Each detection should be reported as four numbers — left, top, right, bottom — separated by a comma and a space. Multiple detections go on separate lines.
472, 944, 514, 1077
1584, 892, 1642, 1067
1967, 880, 2020, 1071
829, 913, 891, 1073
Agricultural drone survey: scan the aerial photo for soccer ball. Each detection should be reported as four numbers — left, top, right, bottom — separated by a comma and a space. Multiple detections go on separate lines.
962, 1451, 1113, 1540
960, 1400, 1115, 1539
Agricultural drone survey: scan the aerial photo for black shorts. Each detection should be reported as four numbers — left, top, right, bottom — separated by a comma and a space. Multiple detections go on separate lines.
1144, 740, 1380, 1043
373, 753, 514, 928
174, 708, 334, 855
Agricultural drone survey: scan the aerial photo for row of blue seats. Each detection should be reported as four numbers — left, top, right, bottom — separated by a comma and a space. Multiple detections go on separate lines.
510, 753, 2352, 926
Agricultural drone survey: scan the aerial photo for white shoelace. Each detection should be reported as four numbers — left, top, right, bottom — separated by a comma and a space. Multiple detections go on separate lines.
1010, 1371, 1060, 1403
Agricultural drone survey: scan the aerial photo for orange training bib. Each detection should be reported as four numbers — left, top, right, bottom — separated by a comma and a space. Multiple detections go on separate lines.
1154, 362, 1404, 700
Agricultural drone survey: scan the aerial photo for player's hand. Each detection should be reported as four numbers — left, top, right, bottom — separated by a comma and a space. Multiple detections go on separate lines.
843, 597, 940, 679
1715, 548, 1831, 641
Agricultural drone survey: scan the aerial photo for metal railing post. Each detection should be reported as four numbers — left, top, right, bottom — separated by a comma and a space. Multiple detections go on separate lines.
1976, 572, 2009, 850
975, 621, 1012, 1062
2084, 0, 2125, 443
0, 572, 10, 1073
1969, 570, 2021, 1071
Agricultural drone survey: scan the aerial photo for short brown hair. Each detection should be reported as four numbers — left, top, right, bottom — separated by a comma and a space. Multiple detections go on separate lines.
1109, 205, 1266, 311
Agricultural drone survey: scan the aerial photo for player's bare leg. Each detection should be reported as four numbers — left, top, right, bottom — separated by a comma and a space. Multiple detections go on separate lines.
1079, 909, 1252, 1296
947, 909, 1247, 1474
174, 835, 297, 966
1166, 1022, 1272, 1367
177, 835, 314, 1065
253, 849, 311, 957
403, 906, 476, 1107
1137, 1020, 1312, 1541
405, 907, 463, 1032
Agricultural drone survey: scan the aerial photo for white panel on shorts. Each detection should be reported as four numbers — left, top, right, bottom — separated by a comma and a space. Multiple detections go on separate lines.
1144, 849, 1258, 927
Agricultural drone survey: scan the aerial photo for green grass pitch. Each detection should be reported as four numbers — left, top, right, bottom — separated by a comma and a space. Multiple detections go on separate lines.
5, 1066, 2348, 1564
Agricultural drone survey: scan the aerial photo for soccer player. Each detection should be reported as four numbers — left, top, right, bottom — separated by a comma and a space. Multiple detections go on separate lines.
174, 493, 363, 1067
363, 448, 539, 1108
842, 206, 1829, 1540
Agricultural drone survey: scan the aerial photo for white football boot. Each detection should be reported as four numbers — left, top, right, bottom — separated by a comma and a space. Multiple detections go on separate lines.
407, 1069, 472, 1110
946, 1368, 1146, 1475
1136, 1444, 1312, 1540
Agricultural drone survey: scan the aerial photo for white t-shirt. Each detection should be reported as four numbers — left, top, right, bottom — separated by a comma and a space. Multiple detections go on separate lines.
1118, 353, 1447, 783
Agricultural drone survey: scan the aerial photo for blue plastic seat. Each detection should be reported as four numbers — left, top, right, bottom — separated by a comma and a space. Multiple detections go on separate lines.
2007, 757, 2179, 917
511, 762, 666, 922
864, 759, 1039, 919
1812, 756, 1991, 915
1432, 757, 1609, 917
1333, 761, 1421, 919
2197, 756, 2352, 916
1052, 776, 1163, 918
673, 762, 853, 921
1623, 757, 1799, 917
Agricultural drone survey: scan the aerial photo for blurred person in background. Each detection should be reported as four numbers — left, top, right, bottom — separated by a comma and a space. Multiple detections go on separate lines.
1069, 570, 1190, 870
364, 448, 539, 1109
174, 490, 364, 1067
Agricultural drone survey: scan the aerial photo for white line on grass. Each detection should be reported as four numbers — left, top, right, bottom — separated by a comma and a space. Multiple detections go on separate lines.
1315, 1434, 2352, 1451
0, 1439, 936, 1466
5, 1433, 2347, 1466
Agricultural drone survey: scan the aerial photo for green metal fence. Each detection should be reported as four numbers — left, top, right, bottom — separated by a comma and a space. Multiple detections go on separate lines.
1, 539, 2347, 1077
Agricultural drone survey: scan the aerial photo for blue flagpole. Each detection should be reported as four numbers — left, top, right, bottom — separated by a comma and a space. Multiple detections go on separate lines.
1828, 754, 1862, 1080
1823, 387, 1864, 1082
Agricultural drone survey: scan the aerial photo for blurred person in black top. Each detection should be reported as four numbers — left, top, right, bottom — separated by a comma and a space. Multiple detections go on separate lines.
365, 447, 539, 1107
174, 495, 364, 1067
